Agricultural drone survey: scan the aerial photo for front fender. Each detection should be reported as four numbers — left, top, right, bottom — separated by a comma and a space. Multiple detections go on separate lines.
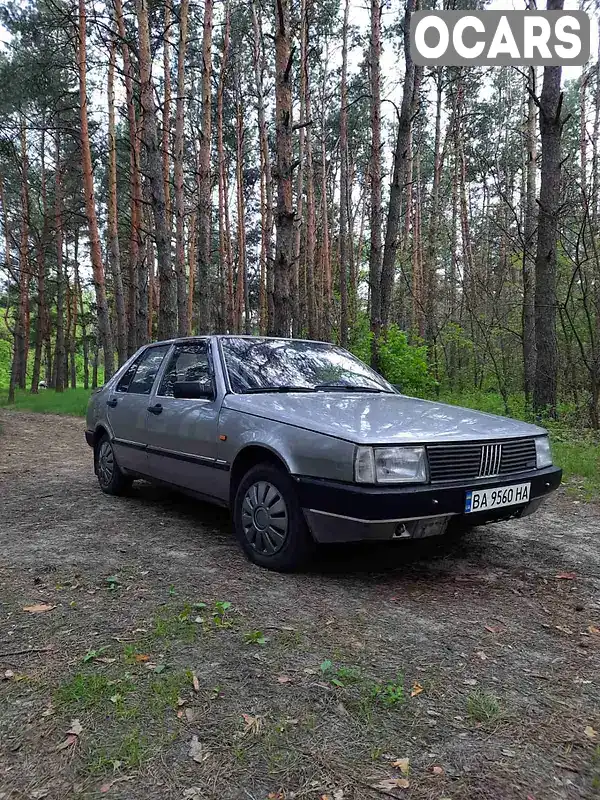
218, 407, 355, 482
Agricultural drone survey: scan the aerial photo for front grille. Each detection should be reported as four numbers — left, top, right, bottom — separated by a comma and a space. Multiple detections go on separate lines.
427, 438, 537, 483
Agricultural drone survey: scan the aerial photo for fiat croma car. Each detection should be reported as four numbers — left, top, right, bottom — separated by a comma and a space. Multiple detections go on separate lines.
86, 336, 562, 571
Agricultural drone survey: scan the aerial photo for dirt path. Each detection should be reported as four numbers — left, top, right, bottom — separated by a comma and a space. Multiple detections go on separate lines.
1, 410, 599, 800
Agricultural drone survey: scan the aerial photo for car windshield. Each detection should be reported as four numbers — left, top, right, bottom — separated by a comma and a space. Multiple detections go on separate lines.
221, 338, 394, 394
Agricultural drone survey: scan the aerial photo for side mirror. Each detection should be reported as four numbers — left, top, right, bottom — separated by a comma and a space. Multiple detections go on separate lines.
173, 380, 214, 400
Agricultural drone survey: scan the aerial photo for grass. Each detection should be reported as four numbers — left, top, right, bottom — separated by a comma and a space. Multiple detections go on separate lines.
466, 690, 502, 724
0, 387, 92, 416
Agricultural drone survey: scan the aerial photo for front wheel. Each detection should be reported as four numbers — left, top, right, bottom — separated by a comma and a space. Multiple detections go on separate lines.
233, 463, 315, 572
95, 434, 133, 496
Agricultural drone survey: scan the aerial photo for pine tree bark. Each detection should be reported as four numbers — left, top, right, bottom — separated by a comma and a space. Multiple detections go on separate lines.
114, 0, 141, 356
252, 0, 273, 334
163, 0, 172, 232
253, 1, 274, 335
368, 0, 382, 366
197, 0, 214, 333
31, 129, 49, 393
13, 117, 30, 391
216, 0, 232, 331
533, 0, 564, 415
108, 30, 127, 366
54, 130, 66, 392
234, 71, 248, 335
136, 0, 177, 340
78, 0, 115, 379
272, 0, 295, 336
380, 0, 422, 333
174, 0, 189, 335
523, 66, 537, 402
339, 0, 350, 347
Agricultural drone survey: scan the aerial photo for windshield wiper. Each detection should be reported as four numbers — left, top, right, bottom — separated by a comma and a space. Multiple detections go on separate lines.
240, 386, 315, 394
314, 383, 392, 393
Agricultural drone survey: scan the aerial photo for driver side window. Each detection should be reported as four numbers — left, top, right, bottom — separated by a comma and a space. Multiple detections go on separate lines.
116, 345, 170, 395
158, 343, 212, 398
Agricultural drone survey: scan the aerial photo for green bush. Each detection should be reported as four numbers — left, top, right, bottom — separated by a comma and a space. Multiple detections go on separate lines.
377, 326, 436, 397
348, 317, 436, 397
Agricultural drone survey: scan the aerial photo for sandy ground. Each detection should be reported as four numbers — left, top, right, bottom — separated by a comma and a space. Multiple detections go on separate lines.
0, 409, 599, 800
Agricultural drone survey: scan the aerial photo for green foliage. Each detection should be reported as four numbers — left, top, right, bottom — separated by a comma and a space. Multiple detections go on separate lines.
348, 314, 436, 397
466, 690, 502, 724
370, 676, 405, 707
377, 325, 436, 396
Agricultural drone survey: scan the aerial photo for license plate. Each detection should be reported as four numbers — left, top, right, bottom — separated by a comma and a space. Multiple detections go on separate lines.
465, 482, 530, 513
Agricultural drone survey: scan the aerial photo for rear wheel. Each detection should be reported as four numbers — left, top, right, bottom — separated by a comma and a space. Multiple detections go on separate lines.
95, 434, 133, 496
233, 463, 315, 571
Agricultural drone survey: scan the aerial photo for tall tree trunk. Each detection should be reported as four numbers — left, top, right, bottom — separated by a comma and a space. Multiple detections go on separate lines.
108, 29, 127, 366
425, 67, 443, 348
320, 129, 332, 340
293, 0, 307, 338
299, 0, 316, 338
78, 0, 115, 378
234, 71, 248, 334
13, 117, 30, 391
533, 0, 564, 415
31, 129, 49, 393
339, 0, 350, 347
114, 0, 141, 356
368, 0, 382, 366
54, 130, 66, 392
380, 0, 421, 334
174, 0, 189, 335
272, 0, 294, 336
197, 0, 214, 333
162, 0, 172, 232
74, 245, 88, 389
216, 0, 232, 331
136, 0, 177, 340
523, 66, 537, 403
187, 210, 196, 334
253, 1, 274, 335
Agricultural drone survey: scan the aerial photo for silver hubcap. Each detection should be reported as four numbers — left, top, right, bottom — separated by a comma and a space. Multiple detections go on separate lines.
241, 481, 288, 555
97, 441, 114, 487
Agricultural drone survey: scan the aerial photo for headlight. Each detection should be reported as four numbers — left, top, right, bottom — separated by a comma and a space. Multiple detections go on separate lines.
354, 446, 428, 484
535, 435, 553, 468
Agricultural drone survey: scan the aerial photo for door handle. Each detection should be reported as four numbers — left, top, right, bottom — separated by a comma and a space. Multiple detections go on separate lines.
106, 398, 118, 408
147, 404, 163, 415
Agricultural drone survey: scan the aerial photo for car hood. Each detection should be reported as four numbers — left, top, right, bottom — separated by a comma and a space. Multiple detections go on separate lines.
223, 392, 546, 445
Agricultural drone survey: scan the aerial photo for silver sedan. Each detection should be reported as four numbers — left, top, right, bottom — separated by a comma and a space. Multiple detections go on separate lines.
86, 336, 562, 571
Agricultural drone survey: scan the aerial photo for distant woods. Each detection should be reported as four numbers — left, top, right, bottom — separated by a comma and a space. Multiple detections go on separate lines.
0, 0, 599, 424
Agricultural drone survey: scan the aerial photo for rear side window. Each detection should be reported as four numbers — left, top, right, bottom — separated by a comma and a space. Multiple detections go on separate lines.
117, 346, 170, 395
158, 343, 211, 397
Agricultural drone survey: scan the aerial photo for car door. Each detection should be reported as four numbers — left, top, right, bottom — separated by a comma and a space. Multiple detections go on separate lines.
144, 341, 226, 498
106, 344, 172, 473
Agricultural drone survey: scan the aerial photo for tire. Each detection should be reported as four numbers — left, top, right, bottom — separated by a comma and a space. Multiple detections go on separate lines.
233, 463, 315, 572
94, 434, 133, 496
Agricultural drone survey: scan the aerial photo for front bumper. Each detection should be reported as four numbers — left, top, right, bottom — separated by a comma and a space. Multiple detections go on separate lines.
297, 466, 562, 543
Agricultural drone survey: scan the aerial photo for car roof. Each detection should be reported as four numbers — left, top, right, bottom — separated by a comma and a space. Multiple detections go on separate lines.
147, 334, 334, 347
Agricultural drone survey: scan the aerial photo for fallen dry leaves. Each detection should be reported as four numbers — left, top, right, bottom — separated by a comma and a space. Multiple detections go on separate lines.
56, 719, 83, 751
410, 683, 424, 697
23, 604, 55, 614
391, 758, 410, 775
375, 777, 410, 791
99, 776, 135, 793
192, 672, 200, 692
584, 725, 598, 740
555, 572, 577, 580
241, 713, 264, 736
188, 735, 208, 763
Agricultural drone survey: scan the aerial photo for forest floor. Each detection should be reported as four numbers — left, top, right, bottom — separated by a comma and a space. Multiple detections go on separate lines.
1, 410, 599, 800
